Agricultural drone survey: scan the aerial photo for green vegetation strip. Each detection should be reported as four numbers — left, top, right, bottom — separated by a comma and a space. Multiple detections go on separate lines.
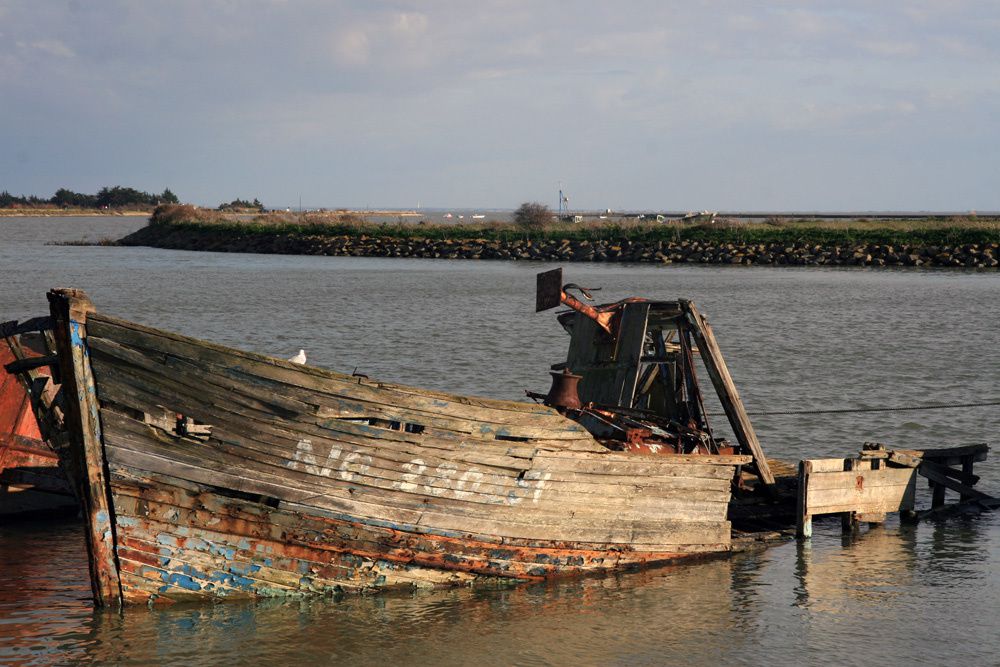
151, 218, 1000, 247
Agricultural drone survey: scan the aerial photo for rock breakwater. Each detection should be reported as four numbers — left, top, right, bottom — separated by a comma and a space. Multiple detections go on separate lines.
119, 224, 1000, 268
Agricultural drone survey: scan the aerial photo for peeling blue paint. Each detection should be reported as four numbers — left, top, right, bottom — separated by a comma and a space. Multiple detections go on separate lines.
208, 543, 236, 560
156, 534, 178, 547
227, 562, 261, 576
165, 573, 202, 591
69, 321, 84, 347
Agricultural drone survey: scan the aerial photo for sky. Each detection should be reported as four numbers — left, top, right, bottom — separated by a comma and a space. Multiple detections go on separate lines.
1, 1, 998, 211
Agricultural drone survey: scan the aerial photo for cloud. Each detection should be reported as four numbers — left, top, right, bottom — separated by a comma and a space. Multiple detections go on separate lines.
389, 11, 428, 35
331, 27, 371, 66
2, 1, 1000, 209
17, 39, 75, 58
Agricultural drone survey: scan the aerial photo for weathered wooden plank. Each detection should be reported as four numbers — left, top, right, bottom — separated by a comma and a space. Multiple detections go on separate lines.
87, 315, 587, 432
109, 466, 729, 558
0, 316, 53, 338
806, 480, 916, 514
103, 435, 729, 527
107, 440, 729, 548
95, 385, 734, 507
898, 444, 989, 461
681, 300, 774, 487
93, 370, 549, 478
89, 333, 598, 447
536, 450, 752, 466
116, 497, 695, 589
103, 431, 730, 541
92, 333, 556, 443
804, 467, 916, 491
47, 288, 122, 608
805, 497, 918, 515
3, 353, 59, 374
918, 463, 993, 502
531, 455, 736, 479
808, 458, 861, 473
796, 460, 811, 538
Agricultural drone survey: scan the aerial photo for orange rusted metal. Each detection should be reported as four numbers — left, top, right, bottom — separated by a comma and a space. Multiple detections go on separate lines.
559, 289, 617, 336
544, 368, 583, 410
1, 342, 74, 517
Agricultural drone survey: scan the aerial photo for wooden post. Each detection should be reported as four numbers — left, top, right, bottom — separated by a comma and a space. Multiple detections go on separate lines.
931, 480, 946, 508
960, 456, 975, 503
682, 301, 775, 487
841, 459, 859, 533
796, 460, 812, 538
48, 288, 122, 608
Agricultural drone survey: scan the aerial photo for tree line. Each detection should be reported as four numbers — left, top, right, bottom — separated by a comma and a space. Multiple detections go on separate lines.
0, 186, 180, 209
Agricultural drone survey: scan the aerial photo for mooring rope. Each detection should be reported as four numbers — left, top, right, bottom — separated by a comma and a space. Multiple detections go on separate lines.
708, 399, 1000, 417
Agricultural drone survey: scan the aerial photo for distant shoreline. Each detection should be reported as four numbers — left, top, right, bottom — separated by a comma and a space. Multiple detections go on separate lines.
0, 209, 150, 217
114, 209, 999, 269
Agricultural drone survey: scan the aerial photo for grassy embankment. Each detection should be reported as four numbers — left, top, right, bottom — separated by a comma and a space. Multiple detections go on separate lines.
145, 204, 1000, 248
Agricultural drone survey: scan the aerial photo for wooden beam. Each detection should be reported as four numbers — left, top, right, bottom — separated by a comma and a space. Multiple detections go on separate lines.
3, 353, 59, 374
918, 461, 993, 503
894, 444, 989, 466
48, 288, 122, 608
681, 300, 774, 487
0, 316, 53, 338
796, 460, 812, 538
960, 456, 977, 503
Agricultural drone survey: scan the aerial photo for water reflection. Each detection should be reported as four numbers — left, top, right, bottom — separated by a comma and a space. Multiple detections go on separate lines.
2, 491, 999, 665
793, 520, 919, 614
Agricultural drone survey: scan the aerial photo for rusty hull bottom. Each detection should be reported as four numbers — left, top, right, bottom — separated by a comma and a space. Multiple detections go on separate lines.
108, 469, 730, 605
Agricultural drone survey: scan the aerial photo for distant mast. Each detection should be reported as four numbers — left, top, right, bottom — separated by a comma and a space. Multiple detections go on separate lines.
558, 183, 569, 216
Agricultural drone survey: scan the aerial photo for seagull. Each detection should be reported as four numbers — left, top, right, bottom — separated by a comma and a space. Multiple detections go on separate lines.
288, 349, 307, 364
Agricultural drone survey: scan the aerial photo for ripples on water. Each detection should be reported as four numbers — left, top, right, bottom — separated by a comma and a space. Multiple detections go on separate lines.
1, 217, 998, 665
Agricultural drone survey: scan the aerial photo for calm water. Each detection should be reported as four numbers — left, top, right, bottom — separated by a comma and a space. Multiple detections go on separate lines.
1, 217, 998, 666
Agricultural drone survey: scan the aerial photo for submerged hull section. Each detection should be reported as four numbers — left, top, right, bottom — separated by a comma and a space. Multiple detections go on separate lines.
49, 290, 743, 605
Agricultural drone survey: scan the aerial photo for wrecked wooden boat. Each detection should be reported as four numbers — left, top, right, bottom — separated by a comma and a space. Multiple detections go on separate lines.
1, 325, 76, 519
15, 271, 783, 606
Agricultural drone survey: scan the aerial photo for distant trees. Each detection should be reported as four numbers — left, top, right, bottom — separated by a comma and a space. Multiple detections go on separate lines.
514, 202, 553, 231
0, 186, 182, 210
217, 197, 265, 212
52, 188, 98, 208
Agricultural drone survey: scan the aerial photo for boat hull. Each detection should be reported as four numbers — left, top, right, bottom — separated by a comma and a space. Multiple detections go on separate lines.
110, 467, 731, 603
47, 289, 744, 605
